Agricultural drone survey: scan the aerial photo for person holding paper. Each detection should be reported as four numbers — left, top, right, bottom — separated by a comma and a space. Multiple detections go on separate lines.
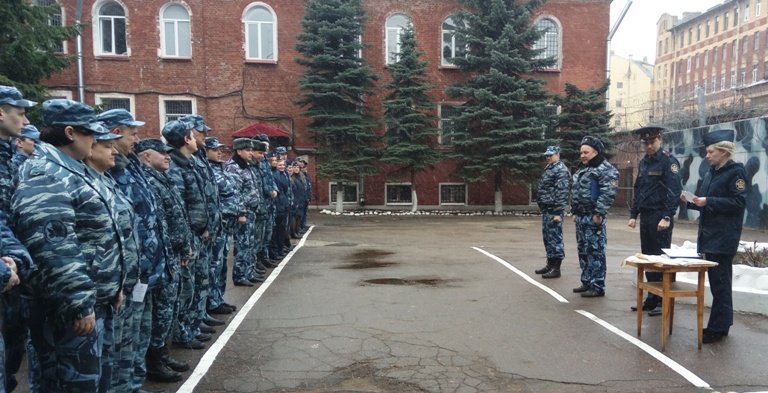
627, 126, 682, 316
683, 129, 746, 344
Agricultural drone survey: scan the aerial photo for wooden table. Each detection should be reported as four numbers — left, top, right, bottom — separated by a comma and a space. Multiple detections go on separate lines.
624, 256, 718, 351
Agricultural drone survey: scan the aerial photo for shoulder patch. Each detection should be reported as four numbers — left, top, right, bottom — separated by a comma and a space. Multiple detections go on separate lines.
43, 220, 68, 243
670, 163, 679, 173
610, 179, 618, 188
735, 178, 746, 191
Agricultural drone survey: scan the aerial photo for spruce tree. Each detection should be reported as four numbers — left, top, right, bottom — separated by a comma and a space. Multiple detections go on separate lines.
554, 81, 614, 171
446, 0, 556, 212
382, 26, 442, 212
296, 0, 379, 212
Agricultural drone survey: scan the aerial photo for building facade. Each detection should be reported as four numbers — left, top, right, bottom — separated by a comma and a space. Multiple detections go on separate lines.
41, 0, 610, 208
653, 0, 768, 128
608, 53, 654, 132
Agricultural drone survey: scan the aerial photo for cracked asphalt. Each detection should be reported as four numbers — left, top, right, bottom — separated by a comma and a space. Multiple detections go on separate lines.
145, 213, 768, 393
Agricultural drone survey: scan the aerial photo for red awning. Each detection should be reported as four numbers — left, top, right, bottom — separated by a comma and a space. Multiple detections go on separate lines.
232, 122, 291, 138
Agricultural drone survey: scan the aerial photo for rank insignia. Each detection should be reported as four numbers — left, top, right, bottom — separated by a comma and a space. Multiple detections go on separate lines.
736, 179, 746, 191
671, 164, 679, 173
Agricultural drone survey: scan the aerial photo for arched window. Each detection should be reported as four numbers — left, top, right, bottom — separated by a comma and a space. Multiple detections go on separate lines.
160, 4, 191, 57
441, 17, 467, 66
243, 3, 277, 61
533, 17, 561, 70
34, 0, 66, 53
385, 13, 411, 64
95, 1, 127, 55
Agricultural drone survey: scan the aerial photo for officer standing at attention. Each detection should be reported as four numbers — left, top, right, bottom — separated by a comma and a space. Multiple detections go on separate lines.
534, 146, 570, 279
570, 136, 619, 298
627, 126, 682, 316
12, 125, 40, 168
683, 129, 746, 344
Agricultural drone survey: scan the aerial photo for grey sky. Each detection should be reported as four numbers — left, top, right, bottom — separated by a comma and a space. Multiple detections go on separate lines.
609, 0, 726, 64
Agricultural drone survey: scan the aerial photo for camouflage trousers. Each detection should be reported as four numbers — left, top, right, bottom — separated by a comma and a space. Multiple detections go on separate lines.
151, 269, 180, 349
574, 215, 608, 294
252, 217, 267, 267
111, 298, 137, 393
130, 291, 153, 391
541, 213, 565, 259
233, 215, 256, 282
173, 263, 196, 344
262, 211, 274, 257
4, 295, 40, 393
28, 302, 114, 393
208, 232, 231, 310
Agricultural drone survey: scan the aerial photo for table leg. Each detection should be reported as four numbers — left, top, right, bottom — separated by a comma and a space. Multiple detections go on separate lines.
636, 267, 644, 337
661, 272, 671, 351
669, 298, 675, 335
697, 270, 705, 350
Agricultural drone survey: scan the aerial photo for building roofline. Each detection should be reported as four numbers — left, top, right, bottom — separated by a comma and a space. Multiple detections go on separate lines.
669, 1, 735, 31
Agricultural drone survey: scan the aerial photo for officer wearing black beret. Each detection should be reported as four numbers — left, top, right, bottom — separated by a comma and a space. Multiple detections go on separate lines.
628, 126, 682, 316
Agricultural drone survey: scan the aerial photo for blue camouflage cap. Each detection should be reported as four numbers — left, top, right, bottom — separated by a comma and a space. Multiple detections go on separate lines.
135, 138, 173, 153
580, 135, 605, 155
275, 146, 287, 154
20, 125, 41, 141
94, 132, 122, 141
257, 133, 269, 142
544, 146, 560, 156
180, 114, 211, 132
204, 137, 225, 149
42, 99, 111, 134
0, 86, 36, 108
161, 120, 192, 141
97, 108, 145, 129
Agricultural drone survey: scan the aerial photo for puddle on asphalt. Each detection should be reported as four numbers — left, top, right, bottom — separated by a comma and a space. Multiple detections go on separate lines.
361, 277, 458, 287
269, 361, 427, 393
336, 249, 397, 269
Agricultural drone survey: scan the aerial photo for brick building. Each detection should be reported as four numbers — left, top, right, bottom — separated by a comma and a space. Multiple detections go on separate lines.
653, 0, 768, 127
42, 0, 610, 208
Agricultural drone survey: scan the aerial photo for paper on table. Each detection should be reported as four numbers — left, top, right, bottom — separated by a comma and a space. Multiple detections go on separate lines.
662, 248, 701, 258
682, 190, 697, 203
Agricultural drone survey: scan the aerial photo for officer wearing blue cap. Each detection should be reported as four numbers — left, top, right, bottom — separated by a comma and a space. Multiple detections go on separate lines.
12, 124, 40, 167
1, 86, 37, 209
683, 129, 746, 344
534, 146, 570, 278
12, 99, 125, 392
570, 135, 618, 297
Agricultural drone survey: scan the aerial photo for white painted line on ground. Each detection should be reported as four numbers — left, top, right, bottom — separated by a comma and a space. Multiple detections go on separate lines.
176, 226, 315, 393
575, 310, 711, 390
473, 247, 569, 303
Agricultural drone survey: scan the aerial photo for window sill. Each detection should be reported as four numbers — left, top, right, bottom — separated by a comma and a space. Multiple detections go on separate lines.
439, 64, 460, 70
160, 56, 193, 62
245, 59, 278, 65
535, 68, 562, 73
94, 55, 130, 61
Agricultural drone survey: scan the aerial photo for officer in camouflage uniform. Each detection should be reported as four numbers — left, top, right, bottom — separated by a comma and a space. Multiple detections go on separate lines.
205, 137, 240, 315
249, 142, 272, 277
135, 138, 191, 379
11, 125, 40, 169
180, 115, 223, 334
535, 146, 570, 279
255, 135, 279, 268
570, 136, 618, 298
164, 120, 209, 350
628, 126, 682, 316
0, 213, 28, 393
12, 99, 125, 392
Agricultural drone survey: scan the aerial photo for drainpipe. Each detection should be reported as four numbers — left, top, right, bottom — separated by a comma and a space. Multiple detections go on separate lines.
76, 0, 85, 102
607, 0, 633, 110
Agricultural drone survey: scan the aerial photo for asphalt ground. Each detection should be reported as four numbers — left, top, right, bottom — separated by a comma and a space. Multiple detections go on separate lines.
16, 212, 768, 392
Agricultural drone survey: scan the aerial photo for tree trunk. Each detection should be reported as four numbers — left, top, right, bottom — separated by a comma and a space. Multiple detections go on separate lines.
410, 169, 418, 213
335, 189, 344, 213
494, 170, 503, 213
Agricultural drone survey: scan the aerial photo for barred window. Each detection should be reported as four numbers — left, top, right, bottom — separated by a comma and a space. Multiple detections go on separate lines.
96, 96, 131, 111
440, 183, 466, 205
34, 0, 65, 53
329, 183, 358, 204
533, 17, 560, 69
159, 96, 195, 127
439, 104, 462, 145
385, 183, 412, 205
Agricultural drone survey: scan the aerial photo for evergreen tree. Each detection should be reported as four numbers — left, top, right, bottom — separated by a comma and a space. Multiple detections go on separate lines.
382, 26, 442, 212
296, 0, 379, 212
554, 81, 614, 171
1, 0, 79, 119
446, 0, 556, 211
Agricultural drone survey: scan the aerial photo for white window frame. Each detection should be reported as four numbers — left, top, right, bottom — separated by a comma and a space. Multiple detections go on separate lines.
159, 2, 192, 59
439, 183, 467, 206
687, 57, 692, 73
532, 15, 563, 70
753, 64, 759, 83
242, 2, 278, 62
92, 0, 129, 56
158, 95, 196, 129
438, 103, 462, 145
385, 13, 411, 65
95, 93, 136, 114
441, 16, 466, 67
384, 182, 413, 206
328, 182, 359, 205
758, 0, 763, 16
46, 89, 73, 100
745, 1, 750, 21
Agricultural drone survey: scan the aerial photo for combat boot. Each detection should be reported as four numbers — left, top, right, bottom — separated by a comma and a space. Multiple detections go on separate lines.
542, 258, 561, 279
159, 345, 190, 372
146, 347, 183, 382
535, 258, 553, 275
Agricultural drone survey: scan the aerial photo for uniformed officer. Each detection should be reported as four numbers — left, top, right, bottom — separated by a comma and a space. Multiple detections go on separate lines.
535, 146, 570, 279
12, 124, 40, 168
683, 129, 746, 344
570, 136, 619, 298
12, 99, 125, 392
627, 126, 682, 316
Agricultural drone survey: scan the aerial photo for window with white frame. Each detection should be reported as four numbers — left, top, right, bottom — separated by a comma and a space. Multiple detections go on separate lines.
758, 0, 763, 16
533, 17, 560, 69
439, 104, 462, 145
385, 13, 411, 64
741, 68, 747, 85
385, 183, 412, 205
94, 1, 127, 55
731, 70, 737, 88
441, 17, 466, 66
712, 75, 717, 93
34, 0, 66, 53
439, 183, 466, 205
158, 96, 195, 127
243, 3, 276, 61
687, 57, 691, 72
745, 2, 750, 21
753, 64, 759, 82
95, 93, 135, 114
329, 182, 358, 204
160, 3, 191, 58
721, 73, 726, 91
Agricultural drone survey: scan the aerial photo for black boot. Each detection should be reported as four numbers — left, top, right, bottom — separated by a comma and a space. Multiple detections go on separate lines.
542, 258, 561, 279
159, 345, 190, 372
535, 258, 553, 274
147, 347, 183, 382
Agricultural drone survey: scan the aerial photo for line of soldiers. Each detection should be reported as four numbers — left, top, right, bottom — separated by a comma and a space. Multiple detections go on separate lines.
0, 85, 312, 393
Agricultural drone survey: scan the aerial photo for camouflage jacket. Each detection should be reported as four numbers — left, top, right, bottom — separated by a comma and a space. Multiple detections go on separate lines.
225, 156, 266, 218
570, 156, 619, 216
0, 138, 17, 216
143, 164, 194, 272
536, 160, 571, 215
210, 160, 240, 232
101, 172, 139, 295
11, 151, 27, 172
193, 148, 222, 236
0, 211, 33, 288
12, 142, 125, 325
108, 153, 167, 288
168, 149, 208, 236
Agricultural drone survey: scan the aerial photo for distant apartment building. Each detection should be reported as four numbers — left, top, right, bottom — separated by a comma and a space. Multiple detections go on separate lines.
653, 0, 768, 127
608, 53, 654, 131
